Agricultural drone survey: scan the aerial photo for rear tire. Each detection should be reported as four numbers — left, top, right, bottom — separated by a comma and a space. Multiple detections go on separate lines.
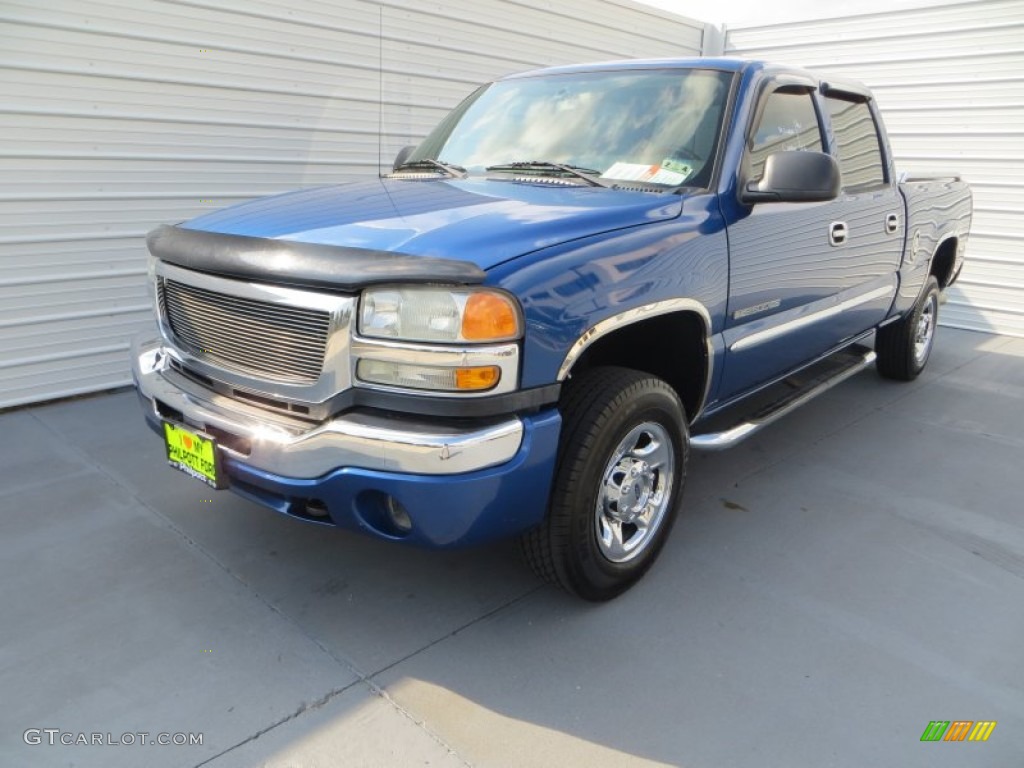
876, 276, 940, 381
518, 367, 688, 601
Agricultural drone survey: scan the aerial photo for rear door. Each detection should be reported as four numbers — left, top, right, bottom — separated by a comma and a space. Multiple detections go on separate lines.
819, 89, 904, 333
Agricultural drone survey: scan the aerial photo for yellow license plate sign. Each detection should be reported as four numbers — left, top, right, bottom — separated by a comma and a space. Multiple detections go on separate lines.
163, 422, 223, 489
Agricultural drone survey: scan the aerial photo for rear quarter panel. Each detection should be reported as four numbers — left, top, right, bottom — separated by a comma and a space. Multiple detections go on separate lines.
896, 179, 973, 315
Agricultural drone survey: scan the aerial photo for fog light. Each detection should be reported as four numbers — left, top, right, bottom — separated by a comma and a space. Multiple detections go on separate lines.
385, 496, 412, 533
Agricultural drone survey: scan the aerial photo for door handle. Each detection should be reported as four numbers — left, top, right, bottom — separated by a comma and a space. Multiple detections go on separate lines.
885, 213, 899, 234
829, 221, 848, 247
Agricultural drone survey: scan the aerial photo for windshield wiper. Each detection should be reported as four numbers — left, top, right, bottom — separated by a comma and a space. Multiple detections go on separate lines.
485, 161, 613, 188
392, 158, 467, 179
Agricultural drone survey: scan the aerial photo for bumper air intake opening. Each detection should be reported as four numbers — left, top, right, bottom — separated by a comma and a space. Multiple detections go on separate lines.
153, 398, 184, 424
229, 480, 336, 528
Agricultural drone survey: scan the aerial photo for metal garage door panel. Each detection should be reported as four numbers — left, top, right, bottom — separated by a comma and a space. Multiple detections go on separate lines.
0, 0, 710, 408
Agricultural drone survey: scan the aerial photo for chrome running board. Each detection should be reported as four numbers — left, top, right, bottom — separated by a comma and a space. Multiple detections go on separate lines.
691, 346, 876, 451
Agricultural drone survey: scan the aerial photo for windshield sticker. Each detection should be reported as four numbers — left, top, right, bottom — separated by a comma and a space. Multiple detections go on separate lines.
661, 157, 694, 178
602, 162, 689, 186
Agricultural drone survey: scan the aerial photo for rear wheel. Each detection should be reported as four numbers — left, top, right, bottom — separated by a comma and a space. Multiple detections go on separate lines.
876, 276, 940, 381
519, 367, 688, 601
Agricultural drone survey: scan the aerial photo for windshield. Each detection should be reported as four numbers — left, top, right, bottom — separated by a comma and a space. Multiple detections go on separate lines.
408, 67, 732, 188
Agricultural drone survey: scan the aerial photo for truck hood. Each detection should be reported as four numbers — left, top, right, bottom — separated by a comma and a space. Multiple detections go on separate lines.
182, 178, 682, 271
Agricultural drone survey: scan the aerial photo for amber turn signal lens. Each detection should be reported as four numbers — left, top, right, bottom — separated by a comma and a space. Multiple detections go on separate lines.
454, 366, 500, 390
461, 292, 520, 341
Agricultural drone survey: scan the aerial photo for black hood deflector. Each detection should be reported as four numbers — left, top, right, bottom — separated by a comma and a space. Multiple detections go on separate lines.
147, 225, 486, 291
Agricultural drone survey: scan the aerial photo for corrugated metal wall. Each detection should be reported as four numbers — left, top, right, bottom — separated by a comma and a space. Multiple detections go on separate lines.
725, 0, 1024, 337
0, 0, 706, 409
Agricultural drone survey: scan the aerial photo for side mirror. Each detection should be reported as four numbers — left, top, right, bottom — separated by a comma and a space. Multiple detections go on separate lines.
741, 151, 840, 204
392, 145, 416, 170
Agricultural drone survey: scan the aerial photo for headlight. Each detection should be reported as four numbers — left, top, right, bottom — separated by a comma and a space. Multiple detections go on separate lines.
359, 287, 521, 343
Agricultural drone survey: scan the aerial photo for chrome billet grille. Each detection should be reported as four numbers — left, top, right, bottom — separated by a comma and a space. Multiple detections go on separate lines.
158, 277, 330, 383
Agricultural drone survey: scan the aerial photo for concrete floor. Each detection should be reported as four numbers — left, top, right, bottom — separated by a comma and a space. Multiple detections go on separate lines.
1, 327, 1022, 768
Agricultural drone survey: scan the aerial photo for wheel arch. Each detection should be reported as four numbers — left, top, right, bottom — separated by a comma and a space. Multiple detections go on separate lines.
557, 301, 712, 423
929, 233, 959, 288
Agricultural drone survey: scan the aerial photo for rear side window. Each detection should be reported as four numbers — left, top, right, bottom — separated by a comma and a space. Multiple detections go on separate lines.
825, 96, 886, 189
747, 89, 824, 181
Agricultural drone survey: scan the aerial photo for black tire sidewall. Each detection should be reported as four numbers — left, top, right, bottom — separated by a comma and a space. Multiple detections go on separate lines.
557, 377, 687, 599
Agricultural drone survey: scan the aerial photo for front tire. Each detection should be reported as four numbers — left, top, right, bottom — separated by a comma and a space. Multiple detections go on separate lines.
519, 367, 688, 601
876, 276, 940, 381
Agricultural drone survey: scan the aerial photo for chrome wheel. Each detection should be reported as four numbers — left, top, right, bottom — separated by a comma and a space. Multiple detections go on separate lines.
595, 422, 675, 563
914, 294, 937, 366
519, 367, 687, 600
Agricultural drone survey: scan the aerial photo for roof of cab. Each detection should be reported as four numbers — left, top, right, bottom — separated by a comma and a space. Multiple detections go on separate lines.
501, 57, 756, 79
500, 57, 873, 100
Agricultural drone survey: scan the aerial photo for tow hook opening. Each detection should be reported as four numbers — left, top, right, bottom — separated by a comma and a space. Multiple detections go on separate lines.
284, 496, 334, 525
303, 498, 331, 518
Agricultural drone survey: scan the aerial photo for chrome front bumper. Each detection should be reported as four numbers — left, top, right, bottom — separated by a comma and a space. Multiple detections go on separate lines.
132, 336, 525, 479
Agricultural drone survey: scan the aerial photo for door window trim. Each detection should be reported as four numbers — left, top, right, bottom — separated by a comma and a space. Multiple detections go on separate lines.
821, 90, 891, 192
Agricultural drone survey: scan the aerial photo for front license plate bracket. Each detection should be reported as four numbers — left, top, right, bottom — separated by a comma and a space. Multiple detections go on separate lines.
163, 421, 226, 490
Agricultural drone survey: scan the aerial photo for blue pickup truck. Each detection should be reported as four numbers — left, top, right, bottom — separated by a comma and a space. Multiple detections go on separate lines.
133, 58, 972, 599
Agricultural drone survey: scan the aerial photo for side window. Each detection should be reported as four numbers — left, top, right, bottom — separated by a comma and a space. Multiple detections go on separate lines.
747, 89, 823, 181
825, 96, 886, 189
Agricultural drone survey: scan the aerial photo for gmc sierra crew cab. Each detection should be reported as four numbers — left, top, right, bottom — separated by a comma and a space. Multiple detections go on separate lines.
133, 58, 972, 600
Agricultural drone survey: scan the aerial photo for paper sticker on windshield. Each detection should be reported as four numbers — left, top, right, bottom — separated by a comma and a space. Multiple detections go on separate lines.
648, 167, 689, 184
602, 162, 688, 186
